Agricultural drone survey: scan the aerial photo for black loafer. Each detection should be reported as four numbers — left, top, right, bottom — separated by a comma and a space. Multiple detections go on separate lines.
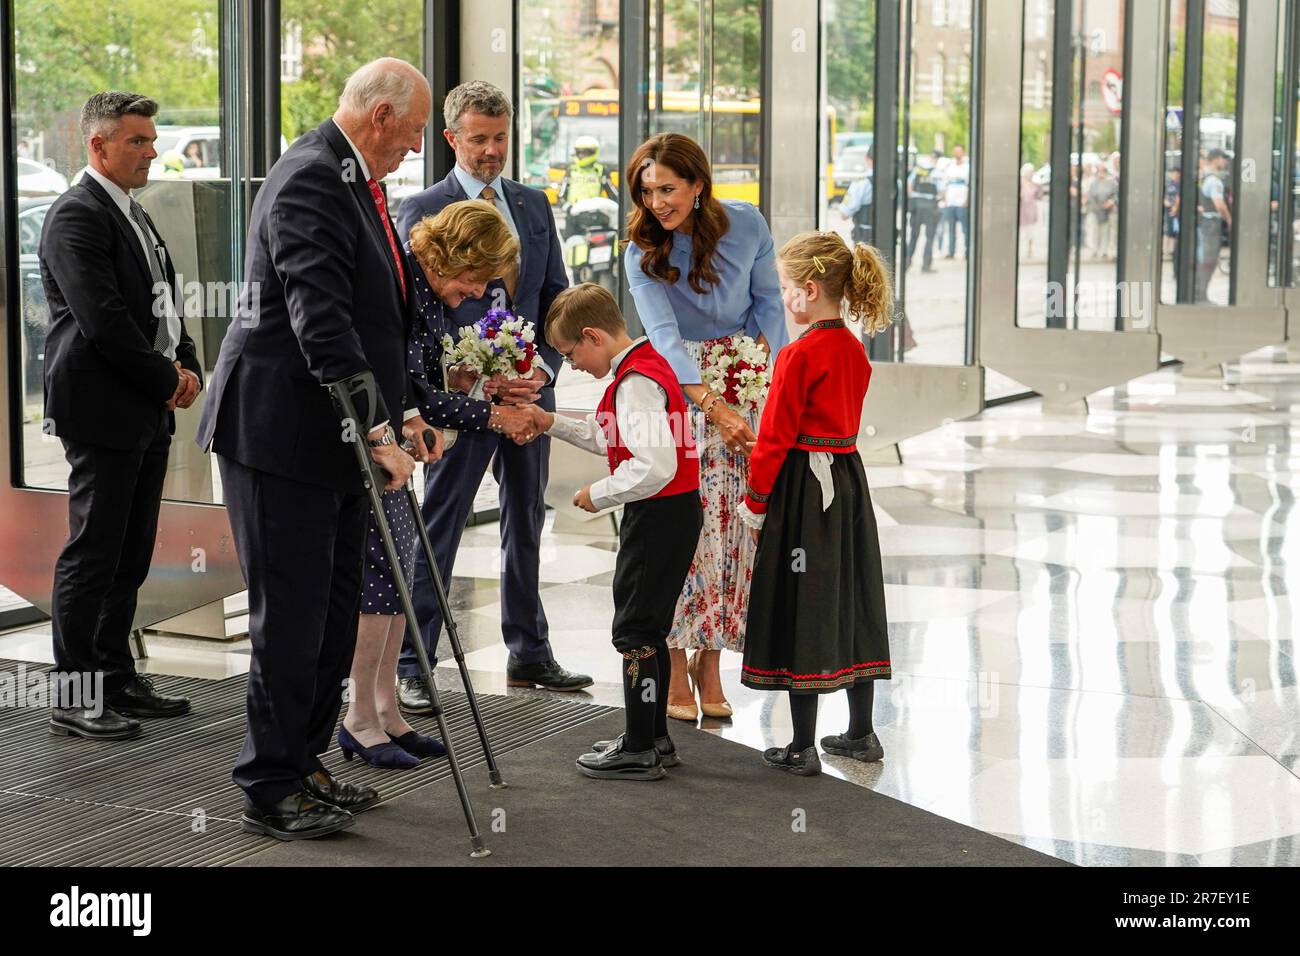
576, 735, 665, 780
763, 744, 822, 776
820, 731, 884, 762
241, 791, 354, 841
106, 674, 191, 718
397, 676, 434, 714
303, 768, 381, 812
49, 707, 142, 741
593, 733, 679, 768
507, 660, 594, 692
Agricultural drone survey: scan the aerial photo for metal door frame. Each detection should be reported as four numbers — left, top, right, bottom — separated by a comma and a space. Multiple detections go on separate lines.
976, 0, 1160, 411
1155, 0, 1288, 369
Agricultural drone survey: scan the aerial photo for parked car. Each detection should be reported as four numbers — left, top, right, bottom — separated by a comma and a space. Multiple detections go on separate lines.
17, 157, 68, 196
150, 126, 223, 179
16, 196, 54, 403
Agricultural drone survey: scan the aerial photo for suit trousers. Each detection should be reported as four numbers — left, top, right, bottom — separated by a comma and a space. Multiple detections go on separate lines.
50, 418, 170, 695
611, 492, 703, 655
401, 388, 556, 677
218, 455, 367, 807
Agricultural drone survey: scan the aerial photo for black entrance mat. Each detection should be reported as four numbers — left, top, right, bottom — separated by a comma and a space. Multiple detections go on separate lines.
240, 711, 1069, 867
0, 659, 615, 866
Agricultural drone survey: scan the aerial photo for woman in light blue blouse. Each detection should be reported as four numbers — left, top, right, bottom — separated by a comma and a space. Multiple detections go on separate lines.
623, 133, 789, 721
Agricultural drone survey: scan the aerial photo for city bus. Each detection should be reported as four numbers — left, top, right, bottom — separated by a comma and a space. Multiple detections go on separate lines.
524, 88, 763, 206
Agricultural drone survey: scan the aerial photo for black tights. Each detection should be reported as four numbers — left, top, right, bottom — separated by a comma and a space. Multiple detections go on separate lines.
788, 681, 876, 751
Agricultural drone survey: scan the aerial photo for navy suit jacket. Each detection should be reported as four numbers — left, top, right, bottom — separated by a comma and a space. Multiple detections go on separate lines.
196, 119, 416, 494
394, 168, 565, 388
40, 175, 202, 451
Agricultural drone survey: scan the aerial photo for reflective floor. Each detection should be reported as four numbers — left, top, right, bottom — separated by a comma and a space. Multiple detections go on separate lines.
3, 346, 1299, 866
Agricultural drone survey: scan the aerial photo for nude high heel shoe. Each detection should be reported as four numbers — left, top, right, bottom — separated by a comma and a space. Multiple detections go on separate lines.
666, 651, 698, 722
690, 650, 733, 719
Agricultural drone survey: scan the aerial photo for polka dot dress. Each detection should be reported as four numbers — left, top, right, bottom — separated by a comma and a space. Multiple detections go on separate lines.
361, 488, 418, 616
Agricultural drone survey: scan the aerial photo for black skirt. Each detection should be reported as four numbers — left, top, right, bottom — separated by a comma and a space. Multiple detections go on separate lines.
741, 449, 891, 694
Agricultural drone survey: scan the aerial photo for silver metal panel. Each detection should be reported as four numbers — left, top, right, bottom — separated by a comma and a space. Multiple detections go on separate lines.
976, 0, 1160, 407
1157, 305, 1288, 369
1234, 0, 1284, 309
859, 363, 983, 452
1120, 0, 1166, 331
762, 0, 818, 246
460, 0, 515, 180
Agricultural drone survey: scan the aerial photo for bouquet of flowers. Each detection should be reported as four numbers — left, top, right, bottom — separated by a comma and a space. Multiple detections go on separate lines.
701, 334, 771, 412
442, 307, 542, 400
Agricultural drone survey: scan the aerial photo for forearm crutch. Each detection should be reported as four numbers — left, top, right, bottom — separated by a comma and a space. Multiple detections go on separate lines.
326, 373, 490, 859
404, 479, 505, 788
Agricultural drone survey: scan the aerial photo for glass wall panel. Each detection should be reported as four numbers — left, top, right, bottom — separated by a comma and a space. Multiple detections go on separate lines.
13, 1, 223, 495
519, 0, 621, 296
647, 0, 762, 207
819, 0, 876, 232
280, 2, 424, 216
1269, 0, 1298, 288
1194, 2, 1238, 305
1016, 0, 1127, 332
893, 0, 974, 365
1161, 0, 1240, 306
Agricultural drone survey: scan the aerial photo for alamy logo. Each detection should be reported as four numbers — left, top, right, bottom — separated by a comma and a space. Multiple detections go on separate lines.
0, 666, 102, 716
49, 886, 151, 936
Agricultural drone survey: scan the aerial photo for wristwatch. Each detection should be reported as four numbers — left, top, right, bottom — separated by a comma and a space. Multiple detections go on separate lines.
367, 426, 397, 448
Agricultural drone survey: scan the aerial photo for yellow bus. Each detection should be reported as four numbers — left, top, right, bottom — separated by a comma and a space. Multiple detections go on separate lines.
523, 88, 762, 206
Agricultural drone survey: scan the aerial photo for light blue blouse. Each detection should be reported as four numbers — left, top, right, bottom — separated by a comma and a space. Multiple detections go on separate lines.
625, 199, 788, 384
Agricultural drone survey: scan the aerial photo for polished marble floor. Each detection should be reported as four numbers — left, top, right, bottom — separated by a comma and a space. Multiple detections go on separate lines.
4, 345, 1300, 866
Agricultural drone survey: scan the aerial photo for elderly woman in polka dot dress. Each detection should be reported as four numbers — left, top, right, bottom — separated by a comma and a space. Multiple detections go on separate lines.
341, 201, 536, 768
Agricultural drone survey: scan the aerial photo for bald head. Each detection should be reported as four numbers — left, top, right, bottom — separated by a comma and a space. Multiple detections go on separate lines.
334, 57, 431, 179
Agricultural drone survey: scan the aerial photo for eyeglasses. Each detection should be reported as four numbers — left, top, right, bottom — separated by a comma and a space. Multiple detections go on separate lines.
559, 340, 584, 367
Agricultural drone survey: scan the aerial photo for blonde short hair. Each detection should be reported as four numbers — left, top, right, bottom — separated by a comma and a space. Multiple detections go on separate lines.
408, 200, 518, 280
545, 283, 626, 344
778, 231, 893, 336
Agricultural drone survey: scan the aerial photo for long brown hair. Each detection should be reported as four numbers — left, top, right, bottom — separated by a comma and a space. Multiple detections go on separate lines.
624, 133, 728, 294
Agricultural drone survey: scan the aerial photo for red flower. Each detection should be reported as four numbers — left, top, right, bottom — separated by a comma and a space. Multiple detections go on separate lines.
485, 328, 497, 338
514, 358, 531, 373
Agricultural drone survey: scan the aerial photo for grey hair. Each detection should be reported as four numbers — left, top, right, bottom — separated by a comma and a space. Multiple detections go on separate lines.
80, 91, 158, 144
338, 57, 429, 118
443, 81, 513, 132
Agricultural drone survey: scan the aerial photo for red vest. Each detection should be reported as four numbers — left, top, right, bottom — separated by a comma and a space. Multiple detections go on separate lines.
595, 341, 700, 499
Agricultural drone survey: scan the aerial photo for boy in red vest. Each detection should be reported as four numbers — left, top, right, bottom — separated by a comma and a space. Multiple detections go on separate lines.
523, 283, 702, 780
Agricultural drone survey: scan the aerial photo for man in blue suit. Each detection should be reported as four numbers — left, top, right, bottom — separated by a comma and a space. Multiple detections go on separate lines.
394, 81, 592, 704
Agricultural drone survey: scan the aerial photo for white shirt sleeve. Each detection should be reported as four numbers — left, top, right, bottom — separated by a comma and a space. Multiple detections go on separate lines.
587, 373, 679, 510
547, 409, 610, 455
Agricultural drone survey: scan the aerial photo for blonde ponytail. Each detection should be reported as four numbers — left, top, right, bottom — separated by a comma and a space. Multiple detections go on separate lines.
846, 242, 893, 336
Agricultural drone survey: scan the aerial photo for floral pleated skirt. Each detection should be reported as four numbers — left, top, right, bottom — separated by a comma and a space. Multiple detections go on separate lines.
667, 337, 763, 652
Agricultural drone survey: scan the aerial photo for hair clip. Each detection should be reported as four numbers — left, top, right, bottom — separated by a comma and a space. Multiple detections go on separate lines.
812, 255, 826, 275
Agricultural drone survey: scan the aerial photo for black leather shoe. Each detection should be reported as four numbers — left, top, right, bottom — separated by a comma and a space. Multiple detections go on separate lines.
592, 733, 679, 768
507, 659, 594, 692
302, 768, 381, 812
397, 676, 434, 714
763, 744, 822, 776
241, 791, 354, 841
105, 674, 191, 718
820, 731, 884, 762
49, 707, 142, 741
576, 735, 665, 780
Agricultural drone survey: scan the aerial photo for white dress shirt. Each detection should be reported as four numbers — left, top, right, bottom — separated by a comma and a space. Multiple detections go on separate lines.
547, 338, 680, 511
84, 165, 180, 360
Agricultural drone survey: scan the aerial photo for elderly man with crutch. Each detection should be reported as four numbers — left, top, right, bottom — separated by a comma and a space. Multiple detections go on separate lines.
198, 59, 491, 854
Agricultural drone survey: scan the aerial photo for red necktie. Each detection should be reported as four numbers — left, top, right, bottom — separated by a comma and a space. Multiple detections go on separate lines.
367, 178, 407, 301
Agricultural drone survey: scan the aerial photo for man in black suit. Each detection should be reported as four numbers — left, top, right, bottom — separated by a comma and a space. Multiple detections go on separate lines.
40, 91, 203, 742
393, 81, 592, 707
197, 58, 431, 841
